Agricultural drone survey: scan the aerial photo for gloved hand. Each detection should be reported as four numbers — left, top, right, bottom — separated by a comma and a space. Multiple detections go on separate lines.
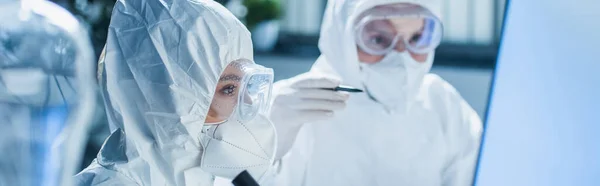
269, 72, 349, 159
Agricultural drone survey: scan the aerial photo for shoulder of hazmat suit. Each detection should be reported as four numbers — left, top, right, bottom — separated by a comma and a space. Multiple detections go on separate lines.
74, 0, 258, 185
272, 0, 483, 186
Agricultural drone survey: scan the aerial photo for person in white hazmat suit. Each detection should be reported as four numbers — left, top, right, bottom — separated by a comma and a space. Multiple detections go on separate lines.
74, 0, 279, 185
270, 0, 483, 185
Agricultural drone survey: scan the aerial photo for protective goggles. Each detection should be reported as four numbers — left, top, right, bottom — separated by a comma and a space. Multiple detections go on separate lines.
354, 4, 443, 56
206, 59, 274, 124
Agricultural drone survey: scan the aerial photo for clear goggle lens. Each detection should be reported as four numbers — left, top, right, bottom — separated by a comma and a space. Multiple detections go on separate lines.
239, 73, 272, 121
206, 59, 273, 124
355, 7, 443, 56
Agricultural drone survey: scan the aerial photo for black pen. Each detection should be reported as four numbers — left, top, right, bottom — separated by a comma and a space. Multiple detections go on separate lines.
322, 85, 364, 93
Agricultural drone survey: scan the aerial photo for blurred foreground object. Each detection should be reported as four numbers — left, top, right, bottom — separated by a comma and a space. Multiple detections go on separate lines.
0, 0, 97, 185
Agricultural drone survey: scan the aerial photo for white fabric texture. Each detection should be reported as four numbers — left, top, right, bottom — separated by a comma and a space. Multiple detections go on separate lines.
271, 0, 483, 185
198, 114, 277, 182
74, 0, 276, 185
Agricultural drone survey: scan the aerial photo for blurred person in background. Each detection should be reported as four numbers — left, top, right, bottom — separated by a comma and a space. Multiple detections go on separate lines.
269, 0, 483, 185
0, 0, 97, 185
74, 0, 278, 185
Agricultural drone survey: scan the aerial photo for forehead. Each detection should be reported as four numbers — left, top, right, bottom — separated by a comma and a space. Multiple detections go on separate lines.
219, 59, 253, 79
389, 18, 425, 30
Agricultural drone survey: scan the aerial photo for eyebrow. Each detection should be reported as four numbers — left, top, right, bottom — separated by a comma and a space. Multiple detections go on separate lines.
219, 74, 241, 82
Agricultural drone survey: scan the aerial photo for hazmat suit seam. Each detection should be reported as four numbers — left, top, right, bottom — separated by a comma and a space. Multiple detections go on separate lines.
238, 121, 271, 156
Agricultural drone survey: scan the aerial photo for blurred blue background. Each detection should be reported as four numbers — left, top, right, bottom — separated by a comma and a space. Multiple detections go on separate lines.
475, 0, 600, 185
50, 0, 507, 170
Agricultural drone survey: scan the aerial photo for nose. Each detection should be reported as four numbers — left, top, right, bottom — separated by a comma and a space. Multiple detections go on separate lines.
394, 38, 407, 53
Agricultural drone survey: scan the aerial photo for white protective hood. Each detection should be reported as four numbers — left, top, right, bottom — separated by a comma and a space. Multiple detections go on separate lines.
88, 0, 254, 185
312, 0, 441, 88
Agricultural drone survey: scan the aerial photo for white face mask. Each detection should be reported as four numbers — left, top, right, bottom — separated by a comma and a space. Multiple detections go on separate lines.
359, 51, 433, 113
195, 113, 277, 183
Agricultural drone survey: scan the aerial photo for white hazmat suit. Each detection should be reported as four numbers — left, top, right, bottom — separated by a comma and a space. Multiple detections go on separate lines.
75, 0, 277, 185
270, 0, 483, 185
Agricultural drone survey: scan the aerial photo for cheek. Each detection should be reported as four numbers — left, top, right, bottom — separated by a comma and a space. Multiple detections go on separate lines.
206, 94, 237, 122
215, 96, 236, 114
410, 53, 429, 63
205, 101, 221, 123
357, 48, 384, 64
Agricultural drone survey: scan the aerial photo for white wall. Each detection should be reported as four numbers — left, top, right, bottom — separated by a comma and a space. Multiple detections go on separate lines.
442, 0, 497, 44
280, 0, 324, 35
